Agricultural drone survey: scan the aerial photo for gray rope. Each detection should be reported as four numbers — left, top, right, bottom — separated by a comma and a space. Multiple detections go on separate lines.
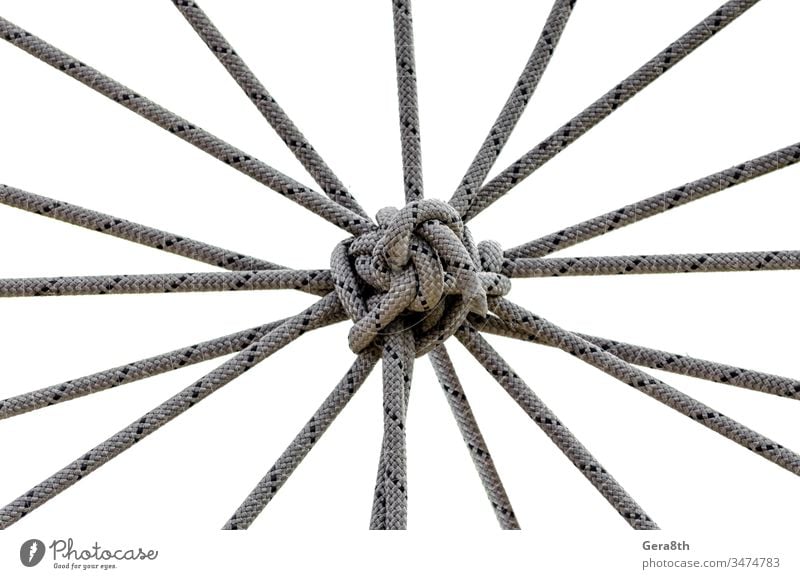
223, 348, 380, 530
504, 250, 800, 278
370, 327, 415, 530
456, 323, 658, 530
452, 0, 761, 222
0, 0, 794, 531
392, 0, 424, 203
0, 293, 343, 528
489, 298, 800, 478
330, 199, 510, 355
476, 315, 800, 401
0, 269, 333, 298
0, 184, 287, 273
428, 345, 520, 530
506, 142, 800, 259
449, 0, 576, 217
574, 335, 800, 401
0, 17, 371, 236
171, 0, 370, 221
0, 319, 291, 421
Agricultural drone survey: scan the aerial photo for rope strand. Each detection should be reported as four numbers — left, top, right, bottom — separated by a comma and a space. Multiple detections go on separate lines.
429, 345, 520, 529
0, 319, 291, 421
489, 298, 800, 478
0, 293, 343, 528
392, 0, 425, 203
0, 185, 286, 273
455, 0, 762, 222
171, 0, 370, 220
223, 349, 380, 529
476, 315, 800, 401
0, 269, 333, 298
504, 250, 800, 277
370, 327, 415, 530
449, 0, 576, 217
456, 323, 658, 530
506, 142, 800, 259
0, 17, 371, 235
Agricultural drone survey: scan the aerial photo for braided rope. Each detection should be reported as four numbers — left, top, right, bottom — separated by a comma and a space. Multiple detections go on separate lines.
428, 345, 520, 530
0, 269, 333, 298
331, 199, 510, 357
507, 142, 800, 259
171, 0, 370, 221
0, 293, 343, 529
392, 0, 424, 203
456, 323, 658, 530
476, 315, 800, 401
489, 298, 800, 477
0, 319, 289, 421
453, 0, 761, 221
504, 250, 800, 278
450, 0, 576, 217
0, 17, 371, 236
371, 327, 415, 530
0, 185, 286, 273
223, 348, 380, 530
0, 1, 796, 531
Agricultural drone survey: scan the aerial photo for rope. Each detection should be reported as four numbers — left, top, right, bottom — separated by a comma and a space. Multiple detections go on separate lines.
0, 17, 371, 236
392, 0, 425, 203
506, 142, 800, 259
452, 0, 762, 222
370, 327, 415, 530
456, 323, 658, 530
449, 0, 576, 217
331, 199, 510, 355
171, 0, 370, 221
489, 298, 800, 477
0, 319, 291, 421
504, 250, 800, 278
0, 185, 286, 273
0, 293, 343, 529
223, 348, 381, 530
477, 315, 800, 401
0, 269, 333, 298
428, 345, 520, 530
0, 1, 796, 531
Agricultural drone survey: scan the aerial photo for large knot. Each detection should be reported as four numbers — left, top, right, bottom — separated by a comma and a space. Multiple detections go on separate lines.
331, 199, 510, 355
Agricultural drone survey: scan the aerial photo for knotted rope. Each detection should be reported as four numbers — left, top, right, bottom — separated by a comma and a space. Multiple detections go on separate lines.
331, 199, 510, 355
2, 0, 798, 533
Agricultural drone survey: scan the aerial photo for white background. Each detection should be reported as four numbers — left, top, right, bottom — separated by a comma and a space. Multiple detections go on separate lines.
0, 0, 799, 576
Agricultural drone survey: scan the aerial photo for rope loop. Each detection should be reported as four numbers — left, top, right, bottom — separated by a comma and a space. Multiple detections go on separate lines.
331, 199, 510, 354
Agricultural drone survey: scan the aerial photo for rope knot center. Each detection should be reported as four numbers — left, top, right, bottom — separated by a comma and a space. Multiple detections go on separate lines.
331, 199, 510, 354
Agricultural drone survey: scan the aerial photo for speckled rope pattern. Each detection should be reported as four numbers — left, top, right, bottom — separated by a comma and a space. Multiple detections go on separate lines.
0, 185, 287, 273
0, 16, 371, 236
392, 0, 425, 204
476, 315, 800, 400
0, 317, 298, 421
451, 0, 762, 222
429, 345, 520, 530
488, 298, 800, 477
455, 323, 658, 530
0, 293, 345, 528
0, 0, 797, 530
0, 269, 333, 298
506, 142, 800, 259
223, 349, 381, 530
504, 251, 800, 278
449, 0, 576, 218
171, 0, 370, 221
